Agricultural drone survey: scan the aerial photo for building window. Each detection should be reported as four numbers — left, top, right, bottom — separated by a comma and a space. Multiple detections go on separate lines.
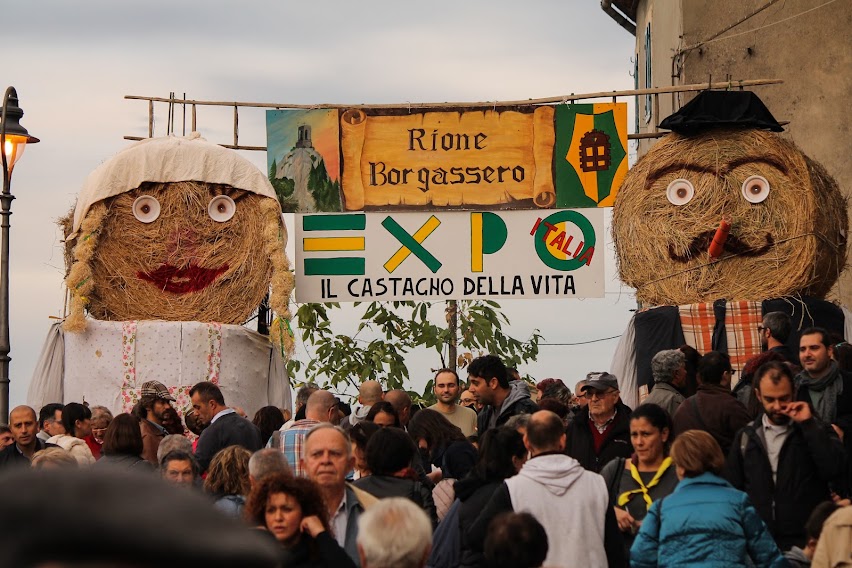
644, 23, 652, 124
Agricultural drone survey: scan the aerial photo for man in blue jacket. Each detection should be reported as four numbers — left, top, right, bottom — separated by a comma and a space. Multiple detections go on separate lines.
725, 361, 848, 551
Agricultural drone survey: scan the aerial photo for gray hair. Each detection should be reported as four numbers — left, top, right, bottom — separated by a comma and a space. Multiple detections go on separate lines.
357, 497, 432, 568
248, 448, 291, 480
31, 447, 78, 469
302, 423, 352, 459
157, 434, 193, 465
763, 311, 792, 343
295, 383, 319, 407
89, 405, 113, 423
504, 413, 531, 432
651, 349, 686, 384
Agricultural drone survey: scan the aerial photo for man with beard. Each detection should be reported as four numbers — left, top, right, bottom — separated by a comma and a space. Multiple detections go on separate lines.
428, 368, 477, 436
759, 311, 797, 365
795, 327, 852, 453
725, 361, 847, 552
137, 380, 175, 464
467, 355, 537, 434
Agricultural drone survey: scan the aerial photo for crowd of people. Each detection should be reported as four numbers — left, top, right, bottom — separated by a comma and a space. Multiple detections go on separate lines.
1, 313, 852, 567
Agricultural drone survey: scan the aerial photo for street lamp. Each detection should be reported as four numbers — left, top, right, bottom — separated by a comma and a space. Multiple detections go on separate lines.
0, 87, 39, 421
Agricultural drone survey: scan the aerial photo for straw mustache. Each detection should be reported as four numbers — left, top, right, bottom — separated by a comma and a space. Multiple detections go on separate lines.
668, 229, 774, 263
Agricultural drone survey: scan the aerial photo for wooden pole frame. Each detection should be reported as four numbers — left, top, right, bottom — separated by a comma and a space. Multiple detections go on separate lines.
124, 78, 782, 151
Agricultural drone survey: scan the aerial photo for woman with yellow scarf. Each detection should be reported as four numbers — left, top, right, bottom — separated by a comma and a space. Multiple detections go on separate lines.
600, 403, 679, 551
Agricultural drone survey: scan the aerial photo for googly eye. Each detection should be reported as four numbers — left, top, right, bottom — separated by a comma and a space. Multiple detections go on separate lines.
208, 195, 236, 222
132, 195, 161, 223
741, 175, 770, 204
666, 179, 695, 206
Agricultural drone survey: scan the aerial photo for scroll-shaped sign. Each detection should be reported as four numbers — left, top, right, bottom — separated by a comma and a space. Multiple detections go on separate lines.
267, 104, 627, 213
294, 208, 604, 302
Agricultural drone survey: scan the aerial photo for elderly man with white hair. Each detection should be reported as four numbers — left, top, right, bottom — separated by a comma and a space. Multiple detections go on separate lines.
357, 497, 432, 568
643, 349, 687, 417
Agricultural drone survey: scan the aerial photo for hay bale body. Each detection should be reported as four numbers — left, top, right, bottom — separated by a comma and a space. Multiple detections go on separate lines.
73, 181, 272, 324
613, 129, 848, 306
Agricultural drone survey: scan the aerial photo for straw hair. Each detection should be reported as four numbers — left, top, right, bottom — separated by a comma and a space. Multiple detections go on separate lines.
613, 129, 847, 306
63, 181, 294, 338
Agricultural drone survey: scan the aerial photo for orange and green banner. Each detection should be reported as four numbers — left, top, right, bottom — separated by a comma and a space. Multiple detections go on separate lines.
267, 103, 627, 213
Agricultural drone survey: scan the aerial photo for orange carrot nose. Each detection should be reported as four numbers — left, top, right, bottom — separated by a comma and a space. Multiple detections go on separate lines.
708, 219, 731, 259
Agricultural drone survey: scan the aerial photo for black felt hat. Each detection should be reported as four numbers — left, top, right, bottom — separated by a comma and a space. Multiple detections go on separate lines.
659, 90, 784, 135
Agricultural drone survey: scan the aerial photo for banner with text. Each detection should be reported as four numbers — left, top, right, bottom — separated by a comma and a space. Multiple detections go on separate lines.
295, 209, 604, 302
267, 104, 627, 213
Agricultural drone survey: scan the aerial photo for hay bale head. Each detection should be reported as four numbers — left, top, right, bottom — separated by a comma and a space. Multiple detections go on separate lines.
612, 129, 848, 306
62, 135, 296, 354
87, 181, 271, 323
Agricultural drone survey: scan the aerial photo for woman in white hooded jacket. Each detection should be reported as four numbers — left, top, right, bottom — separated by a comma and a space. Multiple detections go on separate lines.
47, 402, 95, 466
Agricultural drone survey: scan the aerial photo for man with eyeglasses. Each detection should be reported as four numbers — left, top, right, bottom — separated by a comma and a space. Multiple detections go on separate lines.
565, 372, 632, 473
673, 351, 751, 455
36, 403, 65, 443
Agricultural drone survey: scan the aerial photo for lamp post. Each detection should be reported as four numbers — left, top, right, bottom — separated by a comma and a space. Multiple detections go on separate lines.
0, 87, 39, 421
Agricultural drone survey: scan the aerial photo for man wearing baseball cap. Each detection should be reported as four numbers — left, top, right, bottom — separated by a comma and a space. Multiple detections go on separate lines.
565, 372, 633, 472
137, 380, 175, 465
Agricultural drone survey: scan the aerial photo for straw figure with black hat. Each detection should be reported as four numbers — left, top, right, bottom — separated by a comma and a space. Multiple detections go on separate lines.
610, 91, 849, 407
613, 90, 847, 306
27, 133, 295, 416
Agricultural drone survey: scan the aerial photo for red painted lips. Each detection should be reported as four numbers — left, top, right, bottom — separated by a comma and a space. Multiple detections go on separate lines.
138, 263, 229, 294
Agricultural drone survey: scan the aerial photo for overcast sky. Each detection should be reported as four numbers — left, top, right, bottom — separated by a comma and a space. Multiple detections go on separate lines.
4, 1, 637, 408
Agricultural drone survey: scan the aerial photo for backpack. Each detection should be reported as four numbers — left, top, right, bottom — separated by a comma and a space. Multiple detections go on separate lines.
426, 498, 461, 568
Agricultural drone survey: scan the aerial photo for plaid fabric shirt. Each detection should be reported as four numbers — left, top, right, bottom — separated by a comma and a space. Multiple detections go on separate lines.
279, 419, 320, 477
679, 302, 715, 354
725, 300, 762, 375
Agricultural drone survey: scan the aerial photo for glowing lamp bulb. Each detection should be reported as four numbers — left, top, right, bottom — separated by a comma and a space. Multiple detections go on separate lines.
2, 135, 27, 171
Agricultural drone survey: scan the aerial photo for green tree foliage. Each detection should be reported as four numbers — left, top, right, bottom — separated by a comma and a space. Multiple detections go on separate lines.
307, 159, 341, 212
287, 300, 541, 405
268, 158, 298, 212
268, 154, 340, 212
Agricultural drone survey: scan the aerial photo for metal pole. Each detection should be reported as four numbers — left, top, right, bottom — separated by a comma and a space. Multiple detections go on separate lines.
0, 87, 16, 422
446, 300, 458, 374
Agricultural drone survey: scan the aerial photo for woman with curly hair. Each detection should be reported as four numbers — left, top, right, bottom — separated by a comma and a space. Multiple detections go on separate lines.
205, 445, 251, 518
245, 473, 356, 568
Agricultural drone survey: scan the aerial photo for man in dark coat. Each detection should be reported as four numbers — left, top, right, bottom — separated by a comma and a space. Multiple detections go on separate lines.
673, 351, 750, 455
467, 355, 537, 434
795, 327, 852, 455
725, 361, 847, 551
190, 381, 262, 472
760, 311, 799, 365
565, 372, 632, 473
0, 406, 55, 469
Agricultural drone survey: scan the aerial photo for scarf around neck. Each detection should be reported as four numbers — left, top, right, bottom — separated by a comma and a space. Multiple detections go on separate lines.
797, 361, 843, 423
617, 457, 673, 512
